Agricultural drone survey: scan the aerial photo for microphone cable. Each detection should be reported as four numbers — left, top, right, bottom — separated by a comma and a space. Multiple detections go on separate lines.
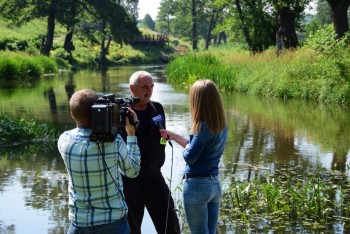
164, 139, 174, 234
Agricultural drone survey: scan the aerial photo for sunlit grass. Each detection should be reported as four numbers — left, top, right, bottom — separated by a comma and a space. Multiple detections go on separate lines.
167, 44, 350, 104
0, 51, 58, 81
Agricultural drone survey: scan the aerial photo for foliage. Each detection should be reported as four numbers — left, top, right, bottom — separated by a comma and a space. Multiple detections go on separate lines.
219, 164, 350, 232
0, 51, 58, 81
0, 115, 59, 145
142, 14, 156, 30
305, 24, 338, 53
166, 52, 238, 89
157, 0, 210, 43
313, 0, 332, 26
0, 0, 140, 56
166, 41, 350, 104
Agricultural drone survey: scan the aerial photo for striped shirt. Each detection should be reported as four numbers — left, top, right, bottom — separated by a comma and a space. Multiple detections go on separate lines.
57, 127, 140, 227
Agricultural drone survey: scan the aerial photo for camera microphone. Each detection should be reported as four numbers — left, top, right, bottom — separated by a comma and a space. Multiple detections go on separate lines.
152, 115, 172, 146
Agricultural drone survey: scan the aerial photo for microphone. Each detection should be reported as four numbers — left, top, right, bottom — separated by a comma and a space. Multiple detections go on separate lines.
152, 115, 172, 146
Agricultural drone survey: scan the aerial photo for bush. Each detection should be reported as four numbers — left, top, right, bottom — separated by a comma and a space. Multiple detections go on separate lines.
33, 55, 58, 74
0, 115, 59, 144
0, 58, 19, 80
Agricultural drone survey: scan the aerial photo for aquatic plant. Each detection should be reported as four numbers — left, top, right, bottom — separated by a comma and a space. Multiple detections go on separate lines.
0, 115, 59, 146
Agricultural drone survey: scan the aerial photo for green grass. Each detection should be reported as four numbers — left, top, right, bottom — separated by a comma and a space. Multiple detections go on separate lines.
0, 51, 59, 81
0, 17, 183, 71
0, 114, 60, 145
219, 164, 350, 232
166, 44, 350, 104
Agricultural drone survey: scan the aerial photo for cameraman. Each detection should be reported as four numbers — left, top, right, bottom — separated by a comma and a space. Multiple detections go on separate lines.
122, 71, 180, 234
57, 89, 141, 234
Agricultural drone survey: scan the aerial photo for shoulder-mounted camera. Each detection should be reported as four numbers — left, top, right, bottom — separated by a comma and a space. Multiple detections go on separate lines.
89, 93, 140, 142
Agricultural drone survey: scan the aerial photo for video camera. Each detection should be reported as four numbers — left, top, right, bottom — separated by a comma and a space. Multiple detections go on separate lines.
89, 93, 140, 142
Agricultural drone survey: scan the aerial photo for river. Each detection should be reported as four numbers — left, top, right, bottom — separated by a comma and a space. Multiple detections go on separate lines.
0, 65, 350, 233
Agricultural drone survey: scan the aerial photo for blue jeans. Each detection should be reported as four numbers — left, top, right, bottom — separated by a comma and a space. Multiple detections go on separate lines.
183, 176, 222, 234
67, 216, 130, 234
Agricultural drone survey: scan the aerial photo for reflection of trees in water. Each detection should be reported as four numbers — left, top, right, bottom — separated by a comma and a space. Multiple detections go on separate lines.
220, 94, 350, 232
65, 74, 75, 101
0, 142, 69, 232
226, 110, 306, 181
222, 93, 350, 179
44, 87, 58, 124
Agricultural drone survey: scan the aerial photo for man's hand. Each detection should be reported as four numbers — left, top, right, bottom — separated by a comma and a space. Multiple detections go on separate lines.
125, 108, 138, 136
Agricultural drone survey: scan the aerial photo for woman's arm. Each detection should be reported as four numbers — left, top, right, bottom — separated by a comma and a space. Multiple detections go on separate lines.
160, 129, 188, 148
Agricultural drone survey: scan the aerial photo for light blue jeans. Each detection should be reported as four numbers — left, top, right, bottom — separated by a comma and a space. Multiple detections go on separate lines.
183, 176, 222, 234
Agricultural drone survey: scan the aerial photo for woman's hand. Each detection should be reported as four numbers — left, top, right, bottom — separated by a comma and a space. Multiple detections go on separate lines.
159, 129, 188, 148
160, 129, 172, 140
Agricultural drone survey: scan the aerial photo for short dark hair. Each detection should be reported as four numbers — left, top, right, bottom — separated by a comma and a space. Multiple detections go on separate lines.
69, 89, 98, 124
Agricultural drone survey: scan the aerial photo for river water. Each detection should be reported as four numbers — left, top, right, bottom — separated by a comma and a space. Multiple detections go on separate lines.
1, 65, 350, 233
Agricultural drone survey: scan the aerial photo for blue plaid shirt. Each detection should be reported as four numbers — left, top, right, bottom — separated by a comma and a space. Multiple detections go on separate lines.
58, 127, 141, 227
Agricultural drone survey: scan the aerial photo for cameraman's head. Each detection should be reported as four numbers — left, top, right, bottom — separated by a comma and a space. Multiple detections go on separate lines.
129, 71, 154, 109
70, 89, 98, 128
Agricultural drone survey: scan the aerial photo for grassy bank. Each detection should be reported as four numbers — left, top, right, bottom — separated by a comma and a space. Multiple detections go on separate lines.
0, 18, 183, 80
167, 25, 350, 105
167, 45, 350, 104
0, 51, 60, 83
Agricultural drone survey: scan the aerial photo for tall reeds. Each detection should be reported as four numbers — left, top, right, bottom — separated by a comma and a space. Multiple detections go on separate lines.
166, 45, 350, 104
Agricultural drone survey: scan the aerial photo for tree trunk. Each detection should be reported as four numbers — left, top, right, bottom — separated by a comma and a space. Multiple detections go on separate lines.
63, 30, 74, 54
218, 32, 227, 44
235, 0, 254, 53
191, 0, 198, 50
205, 11, 218, 50
99, 21, 108, 65
278, 7, 298, 49
41, 0, 56, 56
327, 0, 350, 39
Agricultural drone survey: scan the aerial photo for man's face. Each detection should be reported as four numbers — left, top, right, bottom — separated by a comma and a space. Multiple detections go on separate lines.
131, 75, 154, 105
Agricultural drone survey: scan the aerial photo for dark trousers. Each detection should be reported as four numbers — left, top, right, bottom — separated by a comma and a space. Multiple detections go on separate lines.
122, 174, 181, 234
67, 216, 130, 234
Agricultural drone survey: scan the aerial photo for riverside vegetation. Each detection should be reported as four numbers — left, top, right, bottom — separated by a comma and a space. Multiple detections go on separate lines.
166, 24, 350, 105
2, 20, 350, 232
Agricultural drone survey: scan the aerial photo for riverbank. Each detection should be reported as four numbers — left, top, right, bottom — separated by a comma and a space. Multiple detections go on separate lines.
166, 26, 350, 105
0, 18, 187, 79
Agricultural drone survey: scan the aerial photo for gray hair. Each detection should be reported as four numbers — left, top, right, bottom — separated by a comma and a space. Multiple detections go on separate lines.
129, 71, 153, 86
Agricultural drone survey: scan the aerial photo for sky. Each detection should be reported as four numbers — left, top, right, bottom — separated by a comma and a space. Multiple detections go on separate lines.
138, 0, 161, 20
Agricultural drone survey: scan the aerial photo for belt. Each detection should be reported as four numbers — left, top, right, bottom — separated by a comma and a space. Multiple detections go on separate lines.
183, 173, 218, 179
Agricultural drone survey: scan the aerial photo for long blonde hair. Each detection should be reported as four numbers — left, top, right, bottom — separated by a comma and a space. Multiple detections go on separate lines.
189, 79, 226, 135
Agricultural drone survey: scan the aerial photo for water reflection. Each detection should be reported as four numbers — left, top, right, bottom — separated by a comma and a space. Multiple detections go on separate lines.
222, 94, 350, 180
1, 65, 350, 233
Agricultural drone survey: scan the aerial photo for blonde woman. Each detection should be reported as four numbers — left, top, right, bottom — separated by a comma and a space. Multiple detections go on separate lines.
160, 79, 228, 234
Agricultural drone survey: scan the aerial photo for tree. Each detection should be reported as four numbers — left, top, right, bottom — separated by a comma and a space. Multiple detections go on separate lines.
156, 0, 174, 35
0, 0, 140, 60
272, 0, 311, 49
204, 0, 228, 49
0, 0, 69, 55
191, 0, 198, 49
142, 14, 156, 30
232, 0, 276, 53
120, 0, 139, 20
327, 0, 350, 39
314, 0, 332, 25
